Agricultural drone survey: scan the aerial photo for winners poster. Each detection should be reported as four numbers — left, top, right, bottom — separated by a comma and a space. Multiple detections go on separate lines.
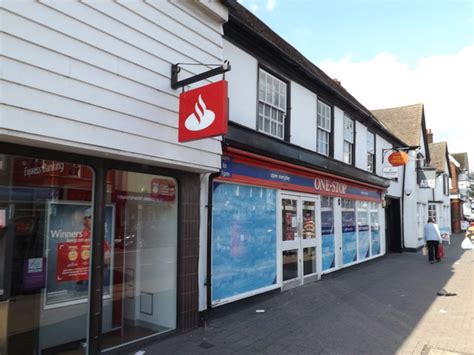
44, 202, 114, 308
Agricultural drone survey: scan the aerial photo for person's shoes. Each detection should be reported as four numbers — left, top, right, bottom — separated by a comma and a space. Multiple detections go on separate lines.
430, 261, 435, 264
436, 259, 441, 262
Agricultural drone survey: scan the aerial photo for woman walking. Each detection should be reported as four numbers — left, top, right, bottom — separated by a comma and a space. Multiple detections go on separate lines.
423, 217, 442, 264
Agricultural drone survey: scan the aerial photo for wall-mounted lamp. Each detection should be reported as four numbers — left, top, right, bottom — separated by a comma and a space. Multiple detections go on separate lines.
405, 188, 412, 196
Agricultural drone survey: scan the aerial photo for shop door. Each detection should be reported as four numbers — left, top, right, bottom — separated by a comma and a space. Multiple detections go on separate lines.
281, 194, 319, 291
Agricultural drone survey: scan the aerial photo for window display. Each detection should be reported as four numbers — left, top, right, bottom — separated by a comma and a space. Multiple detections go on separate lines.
102, 170, 178, 350
0, 155, 94, 354
370, 203, 381, 255
212, 183, 277, 304
321, 196, 335, 270
342, 198, 357, 264
357, 201, 370, 260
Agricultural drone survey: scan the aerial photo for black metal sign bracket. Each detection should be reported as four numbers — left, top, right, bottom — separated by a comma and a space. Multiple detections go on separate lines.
171, 61, 231, 90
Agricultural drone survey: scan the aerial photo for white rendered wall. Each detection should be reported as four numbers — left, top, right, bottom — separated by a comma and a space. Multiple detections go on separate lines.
0, 1, 227, 172
223, 39, 258, 129
290, 82, 317, 151
377, 136, 402, 198
333, 107, 344, 161
355, 121, 367, 170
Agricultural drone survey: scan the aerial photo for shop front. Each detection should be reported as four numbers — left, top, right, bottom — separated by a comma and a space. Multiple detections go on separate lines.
0, 143, 200, 354
209, 148, 385, 306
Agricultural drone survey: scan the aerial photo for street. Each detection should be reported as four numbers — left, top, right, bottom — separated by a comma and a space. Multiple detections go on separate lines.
133, 233, 473, 355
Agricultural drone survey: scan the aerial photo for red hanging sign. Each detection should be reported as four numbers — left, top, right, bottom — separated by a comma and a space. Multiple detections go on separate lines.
178, 80, 228, 143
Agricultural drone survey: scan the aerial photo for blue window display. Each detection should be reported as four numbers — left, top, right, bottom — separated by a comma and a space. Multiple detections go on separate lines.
211, 183, 277, 303
342, 199, 357, 265
357, 201, 370, 260
321, 197, 335, 271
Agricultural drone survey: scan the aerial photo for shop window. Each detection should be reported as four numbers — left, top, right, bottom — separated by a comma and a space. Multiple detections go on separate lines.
357, 201, 370, 260
321, 196, 335, 271
317, 100, 331, 156
257, 69, 287, 139
211, 182, 277, 304
102, 170, 178, 350
370, 202, 381, 255
341, 198, 356, 264
0, 154, 94, 354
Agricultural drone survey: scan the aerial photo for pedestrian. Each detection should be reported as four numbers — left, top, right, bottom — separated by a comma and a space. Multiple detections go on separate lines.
423, 217, 442, 264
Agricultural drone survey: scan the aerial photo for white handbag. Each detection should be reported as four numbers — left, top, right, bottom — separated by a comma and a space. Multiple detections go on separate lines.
461, 237, 473, 250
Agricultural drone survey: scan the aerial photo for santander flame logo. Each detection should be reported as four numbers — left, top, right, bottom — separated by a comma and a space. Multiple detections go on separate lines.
184, 95, 215, 131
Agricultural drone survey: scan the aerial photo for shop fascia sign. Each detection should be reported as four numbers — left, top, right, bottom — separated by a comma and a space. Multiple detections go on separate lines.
171, 61, 231, 143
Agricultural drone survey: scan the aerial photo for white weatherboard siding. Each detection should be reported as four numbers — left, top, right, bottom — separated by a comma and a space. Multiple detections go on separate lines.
223, 39, 258, 129
0, 1, 228, 172
290, 82, 317, 151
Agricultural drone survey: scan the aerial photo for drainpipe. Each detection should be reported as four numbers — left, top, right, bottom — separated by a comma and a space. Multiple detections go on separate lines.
206, 172, 220, 310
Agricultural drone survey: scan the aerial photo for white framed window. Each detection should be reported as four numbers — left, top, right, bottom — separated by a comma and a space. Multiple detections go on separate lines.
343, 115, 354, 164
367, 131, 375, 172
428, 204, 437, 221
317, 100, 331, 156
257, 69, 287, 139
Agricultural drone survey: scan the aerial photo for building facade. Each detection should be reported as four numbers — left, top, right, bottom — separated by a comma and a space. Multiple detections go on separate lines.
198, 1, 406, 311
0, 1, 228, 353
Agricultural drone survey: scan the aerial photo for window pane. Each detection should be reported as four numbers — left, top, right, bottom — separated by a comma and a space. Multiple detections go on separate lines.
303, 247, 316, 275
277, 124, 283, 138
357, 201, 370, 260
1, 155, 94, 354
342, 199, 357, 264
103, 171, 178, 349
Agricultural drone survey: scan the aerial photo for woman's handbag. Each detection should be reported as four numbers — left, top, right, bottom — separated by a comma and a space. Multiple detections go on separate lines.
437, 244, 445, 259
422, 244, 428, 256
461, 236, 473, 250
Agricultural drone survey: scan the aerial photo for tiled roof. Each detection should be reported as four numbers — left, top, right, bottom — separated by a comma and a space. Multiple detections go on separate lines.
452, 152, 469, 171
429, 142, 448, 172
371, 104, 424, 146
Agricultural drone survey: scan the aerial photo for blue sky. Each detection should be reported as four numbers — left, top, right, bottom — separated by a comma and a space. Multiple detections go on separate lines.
238, 0, 474, 162
240, 0, 473, 66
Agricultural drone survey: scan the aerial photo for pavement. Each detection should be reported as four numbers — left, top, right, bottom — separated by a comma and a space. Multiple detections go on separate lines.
125, 233, 474, 355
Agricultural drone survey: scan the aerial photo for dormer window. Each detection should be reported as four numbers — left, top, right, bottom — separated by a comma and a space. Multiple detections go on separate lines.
258, 69, 287, 139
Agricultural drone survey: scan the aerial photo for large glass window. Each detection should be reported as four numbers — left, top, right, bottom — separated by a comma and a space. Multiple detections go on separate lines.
258, 69, 287, 139
357, 201, 370, 260
367, 131, 375, 172
0, 155, 94, 354
321, 196, 335, 271
317, 100, 331, 156
102, 171, 178, 350
343, 115, 354, 164
341, 198, 357, 264
211, 183, 277, 304
370, 202, 381, 255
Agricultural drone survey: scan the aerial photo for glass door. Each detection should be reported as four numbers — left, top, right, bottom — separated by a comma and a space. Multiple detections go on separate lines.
281, 195, 318, 291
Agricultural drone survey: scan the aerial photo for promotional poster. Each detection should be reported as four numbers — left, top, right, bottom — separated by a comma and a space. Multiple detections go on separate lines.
342, 211, 357, 264
44, 202, 114, 307
321, 210, 335, 270
212, 183, 277, 304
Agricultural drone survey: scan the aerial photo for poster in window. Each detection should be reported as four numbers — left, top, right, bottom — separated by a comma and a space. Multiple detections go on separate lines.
211, 183, 277, 304
321, 210, 335, 270
44, 201, 114, 308
342, 210, 357, 264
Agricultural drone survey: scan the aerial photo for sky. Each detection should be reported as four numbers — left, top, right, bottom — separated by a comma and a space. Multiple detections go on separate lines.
238, 0, 474, 169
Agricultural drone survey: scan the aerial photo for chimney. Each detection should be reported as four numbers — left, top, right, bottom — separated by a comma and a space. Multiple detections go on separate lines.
427, 128, 433, 144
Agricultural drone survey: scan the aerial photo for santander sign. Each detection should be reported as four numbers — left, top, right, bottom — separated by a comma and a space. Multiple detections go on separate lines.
178, 80, 228, 143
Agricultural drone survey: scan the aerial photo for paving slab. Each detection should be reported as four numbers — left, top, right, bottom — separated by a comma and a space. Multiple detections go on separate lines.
121, 233, 473, 355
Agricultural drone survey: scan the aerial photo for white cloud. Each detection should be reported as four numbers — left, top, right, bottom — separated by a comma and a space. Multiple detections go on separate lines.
266, 0, 276, 11
319, 45, 474, 165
